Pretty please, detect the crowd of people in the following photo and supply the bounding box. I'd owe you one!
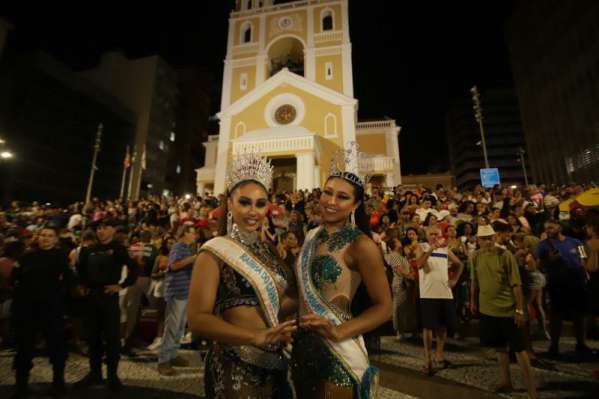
[0,179,598,399]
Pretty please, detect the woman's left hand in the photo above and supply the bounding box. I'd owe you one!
[300,314,342,342]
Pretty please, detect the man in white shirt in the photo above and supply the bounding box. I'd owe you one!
[415,226,464,375]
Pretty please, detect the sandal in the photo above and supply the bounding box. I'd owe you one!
[437,359,452,369]
[422,362,434,377]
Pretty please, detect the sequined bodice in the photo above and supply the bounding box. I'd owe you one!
[214,227,292,315]
[310,224,362,318]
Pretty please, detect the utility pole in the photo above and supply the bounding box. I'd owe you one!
[470,85,490,168]
[85,123,103,205]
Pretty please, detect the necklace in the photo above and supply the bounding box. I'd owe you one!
[229,223,287,286]
[315,224,362,252]
[229,223,259,247]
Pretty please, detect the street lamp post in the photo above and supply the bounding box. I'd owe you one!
[470,85,490,169]
[85,123,103,205]
[518,147,529,187]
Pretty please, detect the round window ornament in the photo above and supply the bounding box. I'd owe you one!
[274,104,297,125]
[278,16,294,29]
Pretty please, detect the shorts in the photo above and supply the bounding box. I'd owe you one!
[479,314,525,352]
[419,298,457,332]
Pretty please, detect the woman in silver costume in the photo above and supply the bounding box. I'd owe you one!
[188,154,297,398]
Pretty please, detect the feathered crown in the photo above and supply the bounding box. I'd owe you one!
[328,142,369,187]
[226,152,274,193]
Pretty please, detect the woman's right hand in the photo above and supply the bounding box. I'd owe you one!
[252,320,297,348]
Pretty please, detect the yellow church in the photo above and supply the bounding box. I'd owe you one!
[196,0,402,195]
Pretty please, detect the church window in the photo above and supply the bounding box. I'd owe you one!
[241,22,253,44]
[322,10,334,31]
[240,73,248,90]
[325,62,333,80]
[234,122,246,138]
[324,113,337,138]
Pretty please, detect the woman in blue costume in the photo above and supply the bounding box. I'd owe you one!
[292,150,392,399]
[188,153,297,398]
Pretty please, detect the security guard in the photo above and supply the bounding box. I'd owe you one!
[75,219,137,392]
[11,226,75,398]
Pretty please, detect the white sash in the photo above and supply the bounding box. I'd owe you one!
[296,226,371,385]
[202,237,281,328]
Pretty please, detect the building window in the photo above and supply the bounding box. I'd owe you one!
[321,9,334,31]
[325,62,333,80]
[234,122,247,138]
[176,164,181,175]
[170,132,176,142]
[240,73,248,90]
[159,140,165,151]
[324,113,337,137]
[241,22,253,44]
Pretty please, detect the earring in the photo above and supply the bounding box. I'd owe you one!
[227,211,233,235]
[350,210,356,226]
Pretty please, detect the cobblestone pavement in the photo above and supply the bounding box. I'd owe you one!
[374,335,599,399]
[0,347,416,398]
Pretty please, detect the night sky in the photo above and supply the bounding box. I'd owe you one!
[3,1,514,174]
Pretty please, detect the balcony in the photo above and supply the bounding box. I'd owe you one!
[232,42,260,57]
[357,120,396,130]
[314,30,343,43]
[232,0,339,17]
[359,155,395,174]
[232,126,321,158]
[196,166,215,183]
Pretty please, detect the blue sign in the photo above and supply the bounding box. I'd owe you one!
[480,168,500,188]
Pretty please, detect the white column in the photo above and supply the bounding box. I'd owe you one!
[196,182,206,197]
[341,0,350,43]
[393,125,402,185]
[304,47,315,82]
[221,60,233,111]
[221,18,236,111]
[305,6,315,83]
[313,165,321,188]
[307,6,315,47]
[256,12,267,85]
[341,43,354,97]
[341,0,353,98]
[256,53,267,85]
[259,13,266,50]
[296,152,315,190]
[341,104,358,172]
[385,173,395,188]
[214,117,231,194]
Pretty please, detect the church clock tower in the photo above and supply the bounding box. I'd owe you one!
[196,1,402,195]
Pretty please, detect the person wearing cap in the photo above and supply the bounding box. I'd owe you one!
[469,224,536,398]
[75,218,137,392]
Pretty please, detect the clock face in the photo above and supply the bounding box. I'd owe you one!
[274,104,296,125]
[278,16,293,29]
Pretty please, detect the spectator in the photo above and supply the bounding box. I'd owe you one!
[415,226,463,375]
[157,225,197,376]
[537,219,592,359]
[469,225,536,398]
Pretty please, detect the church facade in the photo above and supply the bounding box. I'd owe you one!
[196,0,402,195]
